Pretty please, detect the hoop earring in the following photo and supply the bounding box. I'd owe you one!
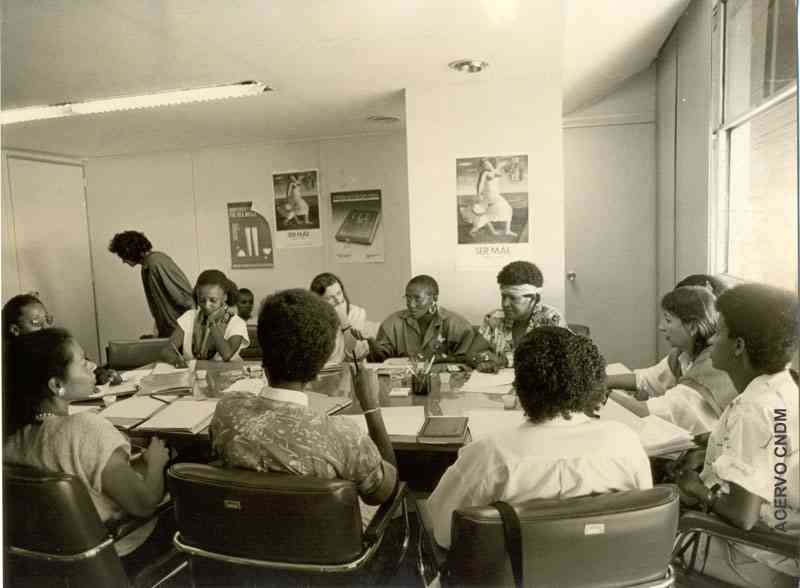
[429,300,439,315]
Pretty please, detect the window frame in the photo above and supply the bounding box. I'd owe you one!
[708,0,798,285]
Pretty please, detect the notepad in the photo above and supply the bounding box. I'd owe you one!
[100,396,168,429]
[135,399,218,433]
[340,406,426,437]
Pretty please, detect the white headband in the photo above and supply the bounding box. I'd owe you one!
[501,284,540,297]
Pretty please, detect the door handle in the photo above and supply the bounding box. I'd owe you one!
[566,271,577,282]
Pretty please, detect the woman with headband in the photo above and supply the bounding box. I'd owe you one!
[476,261,567,369]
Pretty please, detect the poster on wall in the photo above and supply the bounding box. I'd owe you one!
[330,189,384,263]
[272,170,322,249]
[455,154,529,270]
[228,201,274,268]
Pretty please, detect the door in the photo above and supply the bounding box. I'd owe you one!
[7,156,100,359]
[564,124,658,368]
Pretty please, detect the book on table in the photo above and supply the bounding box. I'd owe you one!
[99,396,170,429]
[417,416,469,444]
[134,399,218,434]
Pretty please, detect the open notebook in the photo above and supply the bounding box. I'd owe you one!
[99,396,169,429]
[598,398,695,455]
[135,399,218,434]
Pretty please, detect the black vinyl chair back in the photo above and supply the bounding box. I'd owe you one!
[238,325,262,360]
[167,463,364,565]
[446,485,678,588]
[106,338,170,370]
[3,464,128,588]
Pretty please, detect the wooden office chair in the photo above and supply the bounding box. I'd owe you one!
[106,338,170,369]
[167,463,410,587]
[417,485,679,588]
[3,464,186,588]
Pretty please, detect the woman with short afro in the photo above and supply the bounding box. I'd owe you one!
[427,326,652,548]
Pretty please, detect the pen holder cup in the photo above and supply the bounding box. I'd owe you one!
[412,373,432,396]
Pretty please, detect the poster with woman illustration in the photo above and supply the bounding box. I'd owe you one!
[456,154,529,270]
[272,170,322,249]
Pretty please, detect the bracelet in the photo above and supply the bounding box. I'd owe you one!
[363,407,380,415]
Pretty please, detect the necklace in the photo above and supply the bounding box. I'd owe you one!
[34,412,60,422]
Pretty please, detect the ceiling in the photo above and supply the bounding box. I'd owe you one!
[1,0,689,158]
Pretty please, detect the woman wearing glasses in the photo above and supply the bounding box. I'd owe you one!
[368,275,488,362]
[2,294,119,385]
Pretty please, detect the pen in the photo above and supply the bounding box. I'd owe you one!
[170,342,187,368]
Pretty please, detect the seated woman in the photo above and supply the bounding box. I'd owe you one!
[2,294,119,385]
[368,275,487,362]
[477,261,567,369]
[3,328,171,569]
[163,269,249,364]
[427,326,652,548]
[310,272,373,364]
[608,286,738,435]
[678,283,799,587]
[211,289,398,523]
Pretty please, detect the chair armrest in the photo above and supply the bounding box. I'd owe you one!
[679,511,799,560]
[363,482,407,542]
[109,500,174,541]
[415,498,448,571]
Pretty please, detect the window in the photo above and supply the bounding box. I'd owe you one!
[710,0,797,291]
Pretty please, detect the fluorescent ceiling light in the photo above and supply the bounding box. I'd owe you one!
[1,81,271,125]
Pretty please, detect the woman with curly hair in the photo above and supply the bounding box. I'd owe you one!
[163,269,249,363]
[108,230,193,337]
[475,260,567,371]
[608,286,738,435]
[677,283,799,586]
[310,273,375,364]
[427,326,652,548]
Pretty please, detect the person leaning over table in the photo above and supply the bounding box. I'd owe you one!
[427,326,652,548]
[108,230,194,338]
[211,289,398,526]
[162,269,249,364]
[2,293,121,386]
[474,260,567,372]
[677,283,799,587]
[608,286,738,436]
[368,274,489,363]
[3,328,174,574]
[310,272,372,363]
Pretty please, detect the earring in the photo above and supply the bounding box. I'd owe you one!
[429,300,439,315]
[57,387,66,397]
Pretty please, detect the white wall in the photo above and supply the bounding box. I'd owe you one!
[85,133,409,354]
[2,155,22,302]
[405,72,565,324]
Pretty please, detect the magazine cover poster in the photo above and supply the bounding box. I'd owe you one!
[330,189,384,263]
[227,201,273,268]
[456,154,529,270]
[272,170,322,248]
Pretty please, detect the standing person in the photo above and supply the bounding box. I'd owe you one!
[477,261,567,370]
[677,283,799,586]
[108,231,193,338]
[163,270,249,363]
[310,272,372,364]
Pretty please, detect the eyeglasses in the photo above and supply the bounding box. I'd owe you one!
[28,314,54,329]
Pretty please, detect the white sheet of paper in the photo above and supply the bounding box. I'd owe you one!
[460,369,515,394]
[465,409,526,441]
[605,363,632,376]
[597,397,644,432]
[221,378,265,394]
[389,387,411,397]
[138,399,218,431]
[121,368,154,383]
[100,396,166,419]
[151,362,190,375]
[339,406,426,437]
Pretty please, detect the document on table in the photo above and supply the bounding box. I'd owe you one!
[221,378,265,394]
[605,363,632,376]
[598,398,694,455]
[136,399,218,433]
[465,409,527,441]
[99,396,169,429]
[460,369,515,394]
[151,362,190,375]
[339,406,426,437]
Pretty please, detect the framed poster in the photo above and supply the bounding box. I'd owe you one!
[330,189,384,263]
[228,201,273,268]
[272,170,322,248]
[455,154,529,270]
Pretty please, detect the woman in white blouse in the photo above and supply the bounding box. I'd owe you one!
[678,283,799,587]
[427,326,652,548]
[608,286,738,435]
[310,273,374,364]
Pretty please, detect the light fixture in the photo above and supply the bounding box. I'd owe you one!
[448,59,489,74]
[1,80,271,125]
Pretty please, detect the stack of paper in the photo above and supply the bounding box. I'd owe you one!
[598,398,694,456]
[339,406,426,437]
[99,396,168,429]
[464,409,526,441]
[135,399,218,434]
[460,369,515,395]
